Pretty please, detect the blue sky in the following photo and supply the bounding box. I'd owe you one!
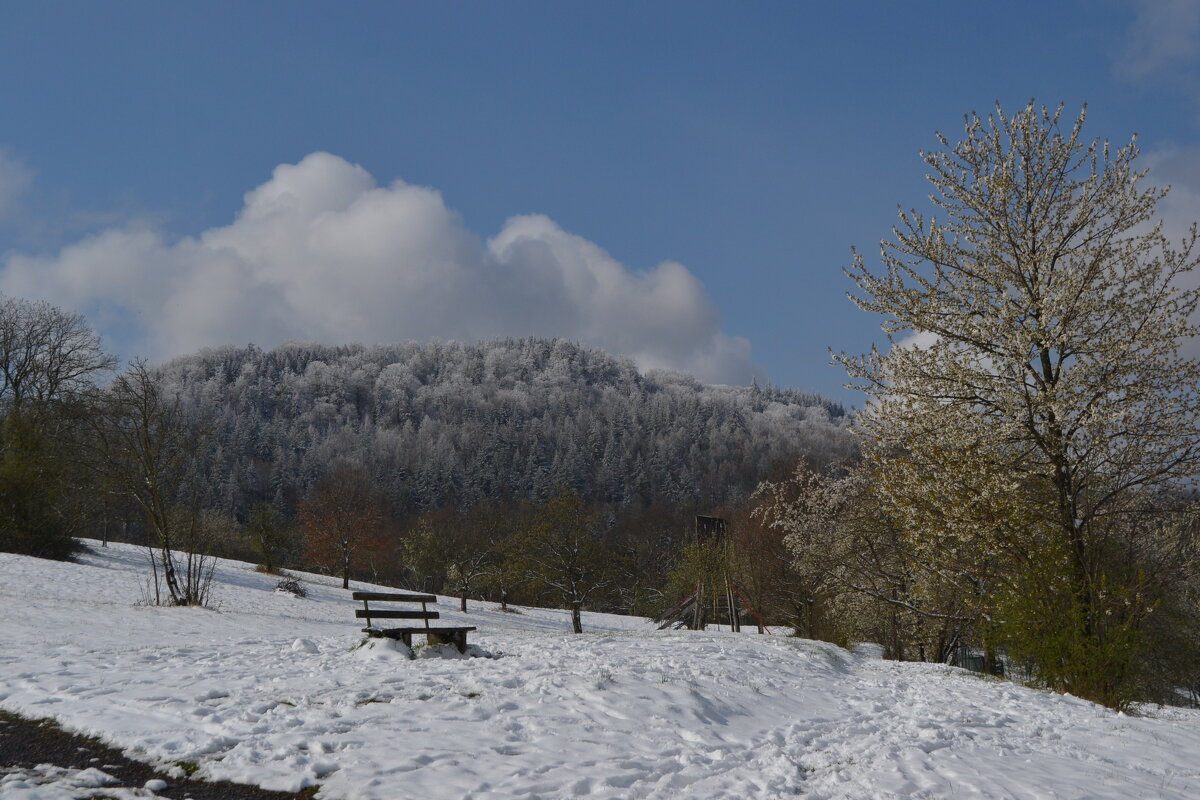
[1,1,1198,405]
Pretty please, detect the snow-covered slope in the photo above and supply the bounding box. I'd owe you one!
[2,543,1198,799]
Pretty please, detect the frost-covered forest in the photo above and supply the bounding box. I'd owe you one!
[161,338,856,521]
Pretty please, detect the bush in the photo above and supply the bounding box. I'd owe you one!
[0,413,86,561]
[275,578,306,598]
[997,542,1148,710]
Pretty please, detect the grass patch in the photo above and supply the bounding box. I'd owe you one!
[0,708,100,742]
[174,760,200,776]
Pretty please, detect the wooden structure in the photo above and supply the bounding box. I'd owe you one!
[656,580,772,634]
[693,515,736,631]
[654,515,772,634]
[694,515,728,542]
[353,591,476,653]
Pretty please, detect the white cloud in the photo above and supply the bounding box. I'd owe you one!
[1142,145,1200,357]
[0,152,761,385]
[1115,0,1200,80]
[0,148,32,218]
[892,329,940,352]
[1144,145,1200,241]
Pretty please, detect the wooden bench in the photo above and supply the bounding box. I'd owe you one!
[353,591,476,653]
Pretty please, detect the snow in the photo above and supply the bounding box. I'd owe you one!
[2,543,1199,799]
[1,765,124,800]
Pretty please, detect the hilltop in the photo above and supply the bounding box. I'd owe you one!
[156,338,856,518]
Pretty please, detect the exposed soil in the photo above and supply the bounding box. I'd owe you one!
[0,709,315,799]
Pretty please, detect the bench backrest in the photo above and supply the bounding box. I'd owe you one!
[352,591,439,629]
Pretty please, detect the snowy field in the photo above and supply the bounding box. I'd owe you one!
[2,543,1199,799]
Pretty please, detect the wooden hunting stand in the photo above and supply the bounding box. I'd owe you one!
[655,515,771,634]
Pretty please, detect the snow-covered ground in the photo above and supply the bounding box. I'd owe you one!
[2,543,1199,799]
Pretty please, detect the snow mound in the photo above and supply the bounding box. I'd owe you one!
[0,765,133,799]
[350,636,413,660]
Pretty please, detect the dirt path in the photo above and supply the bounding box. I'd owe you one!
[0,710,314,799]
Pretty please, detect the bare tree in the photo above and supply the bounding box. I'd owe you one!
[297,461,391,589]
[100,361,216,605]
[515,493,619,633]
[403,507,496,612]
[0,295,115,412]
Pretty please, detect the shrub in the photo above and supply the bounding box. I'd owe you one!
[275,578,306,598]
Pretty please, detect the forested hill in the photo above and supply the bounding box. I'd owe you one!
[158,338,857,519]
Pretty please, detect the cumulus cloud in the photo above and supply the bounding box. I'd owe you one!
[0,152,760,384]
[0,148,32,218]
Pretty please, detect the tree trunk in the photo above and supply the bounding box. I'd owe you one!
[571,603,582,634]
[460,594,468,613]
[726,582,740,632]
[1054,460,1095,641]
[161,545,183,605]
